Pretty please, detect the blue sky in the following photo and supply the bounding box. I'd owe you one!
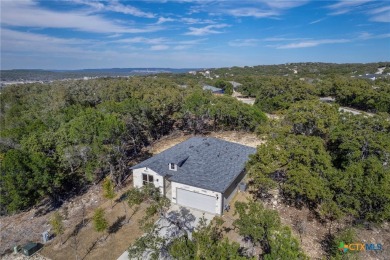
[1,0,389,69]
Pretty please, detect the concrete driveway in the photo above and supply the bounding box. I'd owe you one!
[117,205,215,260]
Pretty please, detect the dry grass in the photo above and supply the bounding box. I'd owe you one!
[40,188,153,260]
[1,182,153,260]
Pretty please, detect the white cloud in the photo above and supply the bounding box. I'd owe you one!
[276,39,350,49]
[370,13,390,22]
[150,45,170,51]
[71,0,155,18]
[327,0,373,15]
[358,32,390,40]
[114,37,166,44]
[368,6,390,22]
[0,28,92,57]
[157,17,176,24]
[1,0,160,33]
[183,0,310,19]
[229,39,258,47]
[185,24,229,36]
[264,37,308,42]
[173,45,191,50]
[309,18,326,24]
[226,8,278,18]
[176,38,208,45]
[262,0,309,9]
[327,1,390,23]
[368,6,390,14]
[180,18,216,24]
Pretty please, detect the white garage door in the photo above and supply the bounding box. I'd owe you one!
[176,188,217,214]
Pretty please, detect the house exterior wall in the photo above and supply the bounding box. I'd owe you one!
[223,170,246,210]
[133,167,165,195]
[171,182,223,215]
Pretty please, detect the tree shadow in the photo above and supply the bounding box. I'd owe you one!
[33,180,90,218]
[223,226,233,233]
[320,233,334,257]
[161,207,196,238]
[108,215,126,234]
[115,192,129,203]
[63,218,90,244]
[81,239,99,260]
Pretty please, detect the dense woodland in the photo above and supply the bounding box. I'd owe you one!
[1,62,389,259]
[0,77,265,214]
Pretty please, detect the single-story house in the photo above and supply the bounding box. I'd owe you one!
[202,85,224,94]
[130,137,256,215]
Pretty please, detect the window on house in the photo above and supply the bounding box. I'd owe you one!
[169,163,176,170]
[142,173,154,185]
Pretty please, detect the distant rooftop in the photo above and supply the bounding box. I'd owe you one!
[203,85,224,93]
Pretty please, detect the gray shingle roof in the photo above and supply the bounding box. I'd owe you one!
[202,85,223,93]
[130,137,256,193]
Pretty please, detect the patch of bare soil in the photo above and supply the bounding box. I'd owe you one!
[1,179,153,260]
[1,185,103,257]
[232,90,256,106]
[148,132,192,155]
[2,252,50,260]
[149,130,264,156]
[40,194,151,260]
[208,131,264,148]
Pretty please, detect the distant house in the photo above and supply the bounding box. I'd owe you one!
[229,81,242,90]
[319,97,336,103]
[202,85,224,94]
[130,137,256,215]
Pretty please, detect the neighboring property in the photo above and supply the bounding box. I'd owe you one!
[229,81,242,90]
[202,85,224,94]
[319,96,336,103]
[130,137,256,215]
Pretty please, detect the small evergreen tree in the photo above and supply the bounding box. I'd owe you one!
[93,208,108,240]
[102,177,116,209]
[50,211,65,244]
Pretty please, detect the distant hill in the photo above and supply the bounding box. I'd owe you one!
[0,68,196,83]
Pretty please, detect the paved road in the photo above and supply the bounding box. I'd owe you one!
[117,205,214,260]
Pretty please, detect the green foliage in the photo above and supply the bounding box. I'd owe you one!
[102,177,116,208]
[93,208,108,233]
[234,201,281,248]
[264,226,309,260]
[214,79,233,95]
[0,76,265,214]
[330,228,358,259]
[241,77,317,112]
[322,76,390,113]
[128,223,167,260]
[285,100,339,138]
[126,189,144,208]
[50,211,64,243]
[169,216,250,259]
[0,149,61,213]
[248,100,390,223]
[249,135,335,207]
[234,201,307,258]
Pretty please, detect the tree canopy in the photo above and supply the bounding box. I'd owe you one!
[0,77,266,214]
[248,100,390,223]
